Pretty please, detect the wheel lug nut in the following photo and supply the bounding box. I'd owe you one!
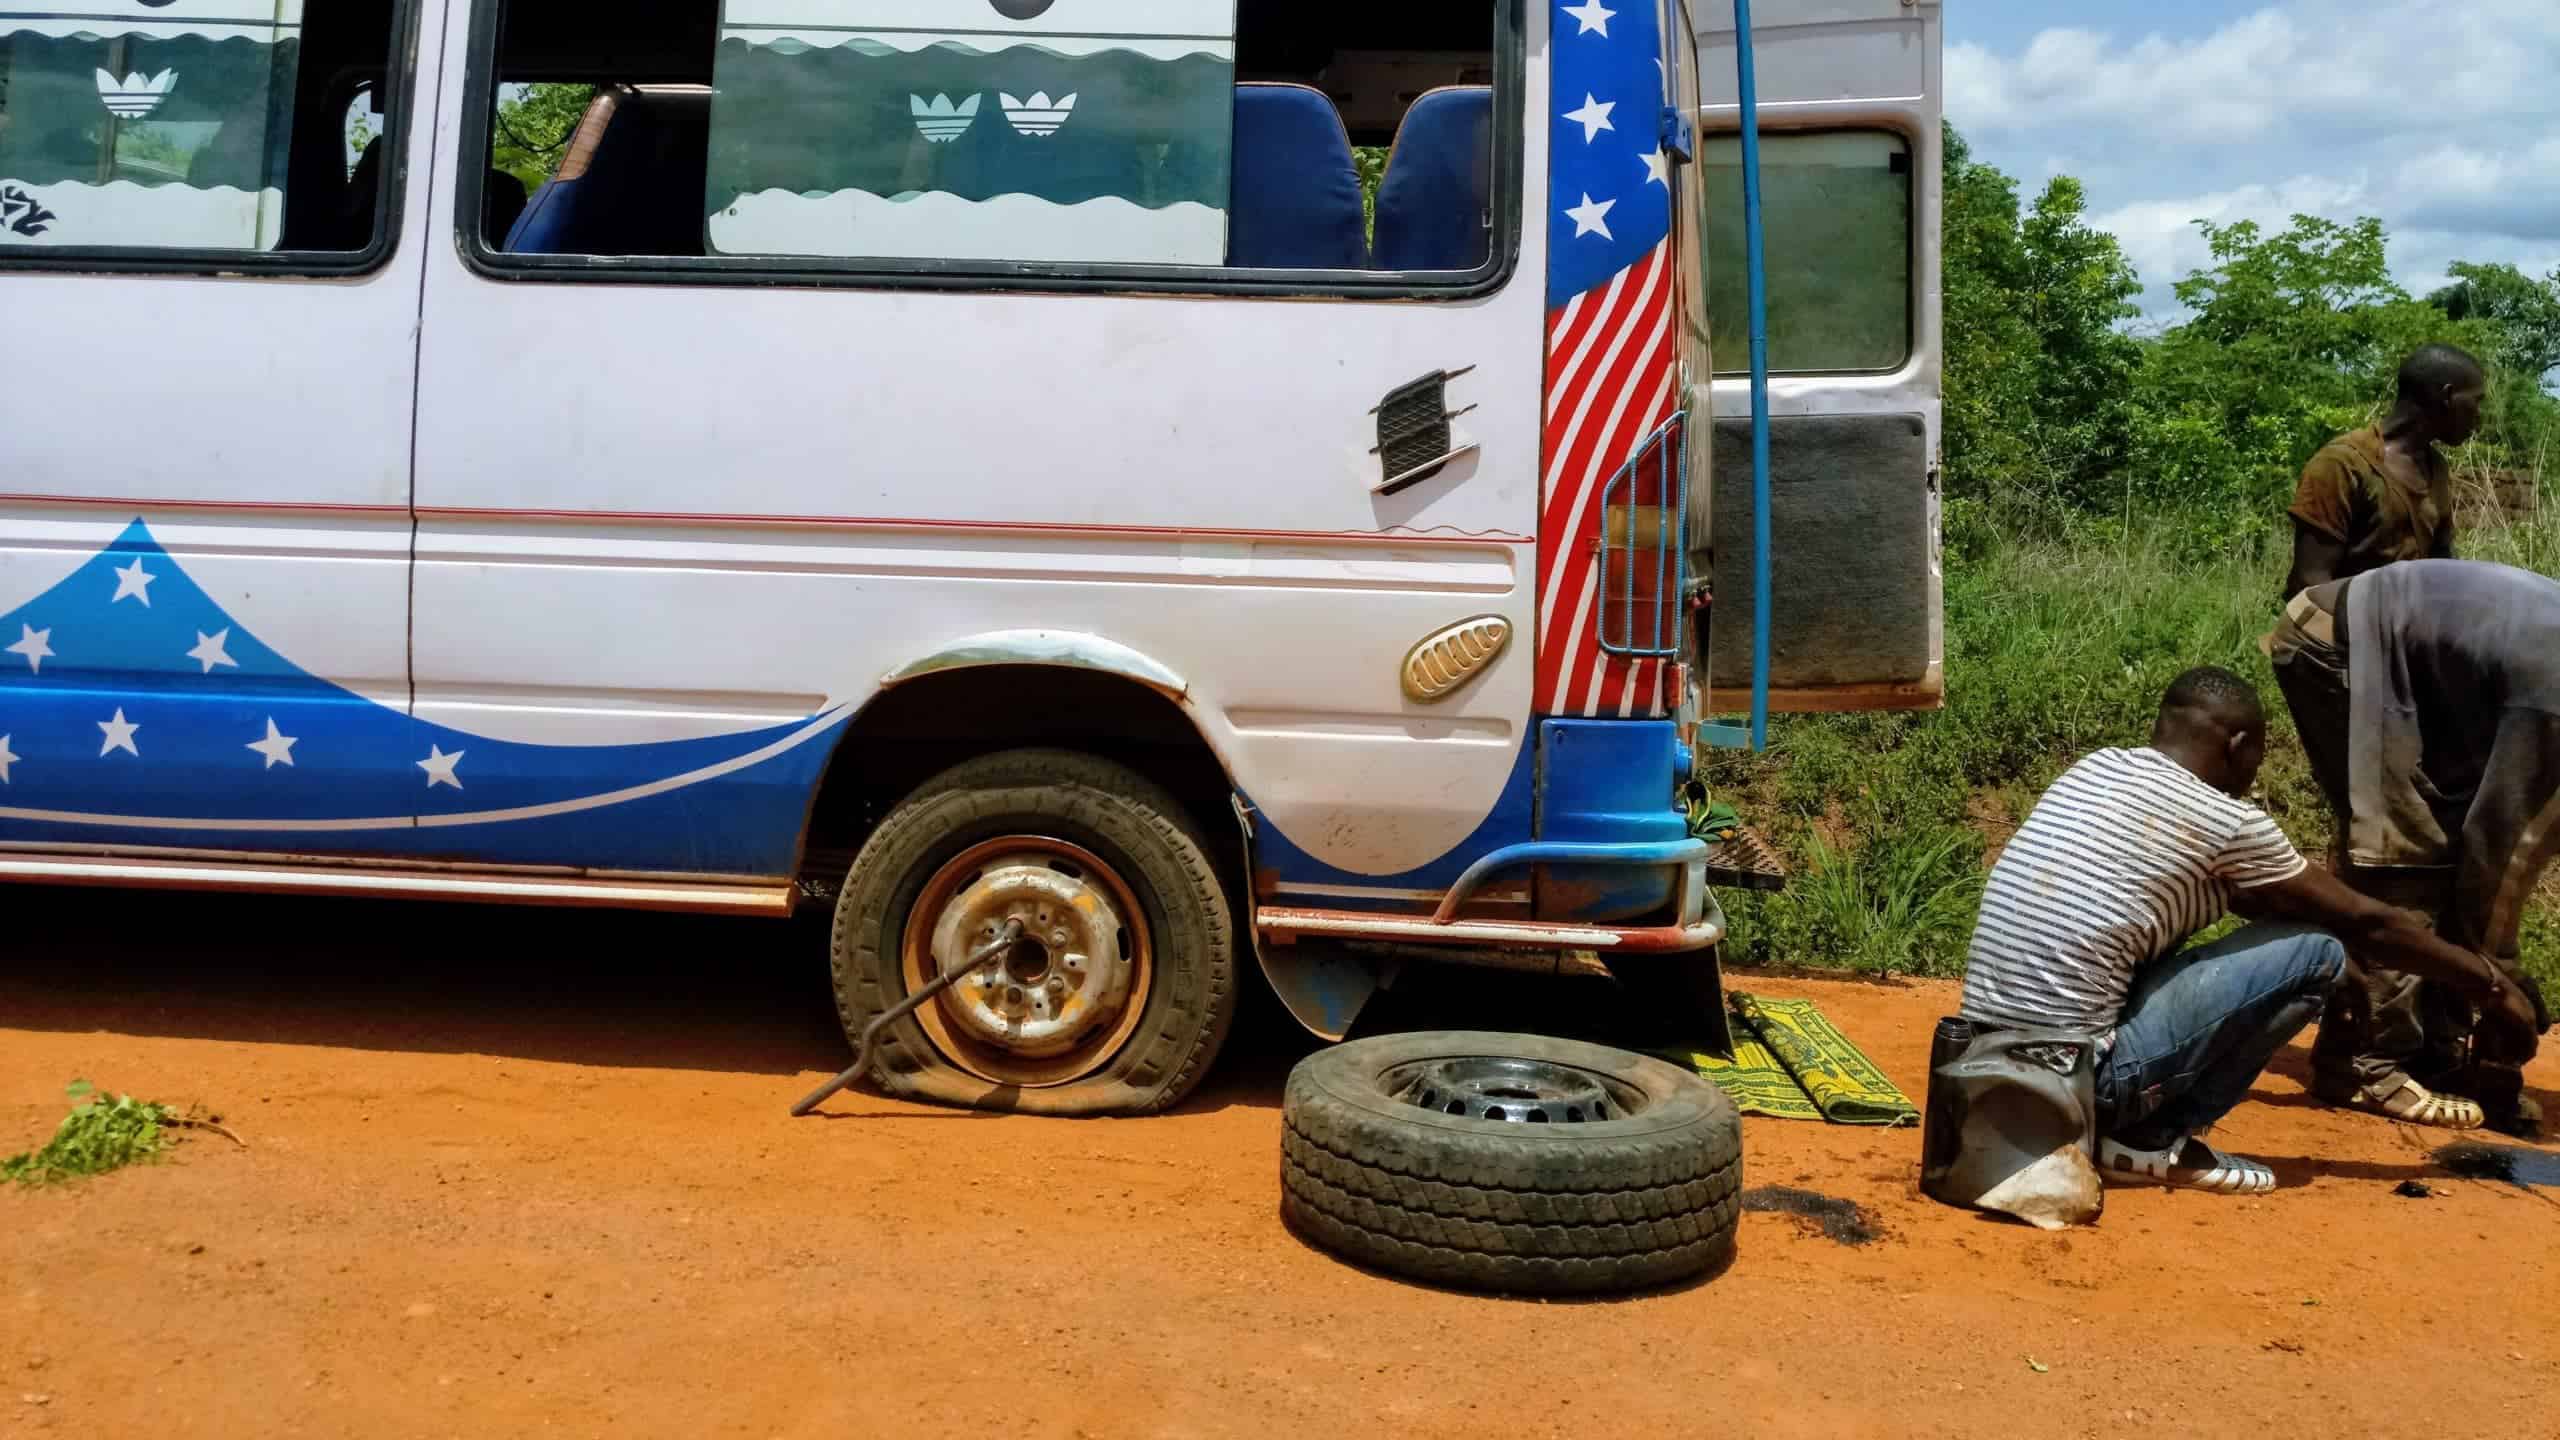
[1050,929,1070,946]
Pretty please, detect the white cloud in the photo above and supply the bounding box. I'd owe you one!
[1953,1,2560,144]
[1952,0,2560,318]
[2388,138,2560,242]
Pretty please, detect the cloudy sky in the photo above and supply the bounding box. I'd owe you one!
[1947,0,2560,322]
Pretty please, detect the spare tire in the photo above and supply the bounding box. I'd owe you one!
[1281,1031,1742,1295]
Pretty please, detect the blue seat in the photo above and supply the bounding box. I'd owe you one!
[1372,87,1495,273]
[1226,83,1369,270]
[506,85,712,256]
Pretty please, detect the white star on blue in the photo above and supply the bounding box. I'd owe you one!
[0,520,846,873]
[1547,0,1675,306]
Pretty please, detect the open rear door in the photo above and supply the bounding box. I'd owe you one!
[1693,0,1941,712]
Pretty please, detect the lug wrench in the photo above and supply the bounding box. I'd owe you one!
[790,918,1024,1117]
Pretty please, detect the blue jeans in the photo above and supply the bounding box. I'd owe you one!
[2099,922,2349,1152]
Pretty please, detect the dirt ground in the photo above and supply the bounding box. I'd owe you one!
[3,887,2556,1440]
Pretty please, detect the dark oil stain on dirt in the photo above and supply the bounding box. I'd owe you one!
[1743,1185,1880,1246]
[2432,1142,2560,1189]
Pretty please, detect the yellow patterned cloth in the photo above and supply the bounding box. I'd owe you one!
[1661,992,1919,1126]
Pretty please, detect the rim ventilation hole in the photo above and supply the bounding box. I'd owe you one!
[1564,1106,1583,1122]
[1483,1107,1507,1122]
[1526,1110,1550,1123]
[1445,1100,1467,1115]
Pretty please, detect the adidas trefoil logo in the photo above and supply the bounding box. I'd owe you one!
[1000,92,1078,138]
[96,69,179,120]
[910,93,981,143]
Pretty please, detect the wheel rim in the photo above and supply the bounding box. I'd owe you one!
[1381,1056,1644,1124]
[899,836,1154,1088]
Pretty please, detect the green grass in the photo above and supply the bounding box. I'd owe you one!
[1711,491,2560,1000]
[3,1080,176,1187]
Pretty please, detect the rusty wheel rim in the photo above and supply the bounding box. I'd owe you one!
[899,836,1154,1089]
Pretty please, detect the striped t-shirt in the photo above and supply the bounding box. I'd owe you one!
[1960,747,2307,1035]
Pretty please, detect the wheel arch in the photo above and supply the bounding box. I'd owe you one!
[795,632,1382,1044]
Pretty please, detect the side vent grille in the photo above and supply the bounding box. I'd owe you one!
[1371,366,1481,496]
[1402,615,1512,703]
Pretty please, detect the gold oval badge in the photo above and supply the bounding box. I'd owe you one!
[1403,615,1513,704]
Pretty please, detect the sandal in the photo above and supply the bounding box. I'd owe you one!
[2098,1136,2277,1196]
[2335,1077,2484,1130]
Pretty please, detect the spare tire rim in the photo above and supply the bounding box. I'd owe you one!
[1382,1056,1645,1124]
[902,836,1154,1089]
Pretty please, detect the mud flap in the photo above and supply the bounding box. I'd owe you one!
[1601,943,1734,1058]
[1232,797,1385,1041]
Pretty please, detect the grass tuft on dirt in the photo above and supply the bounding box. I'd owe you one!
[3,1080,177,1188]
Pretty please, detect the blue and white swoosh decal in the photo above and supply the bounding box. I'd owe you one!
[0,521,844,875]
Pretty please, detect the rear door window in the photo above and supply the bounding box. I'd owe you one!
[1703,129,1912,374]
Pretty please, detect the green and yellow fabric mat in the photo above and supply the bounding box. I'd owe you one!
[1659,992,1918,1126]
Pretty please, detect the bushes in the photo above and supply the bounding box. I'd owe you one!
[1718,506,2559,991]
[1719,129,2560,989]
[1942,126,2560,553]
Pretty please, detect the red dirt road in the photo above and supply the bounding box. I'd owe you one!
[4,888,2557,1439]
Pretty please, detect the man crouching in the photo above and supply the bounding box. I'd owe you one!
[1959,667,2539,1196]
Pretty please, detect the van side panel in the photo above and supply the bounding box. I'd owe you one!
[405,3,1554,886]
[0,9,438,858]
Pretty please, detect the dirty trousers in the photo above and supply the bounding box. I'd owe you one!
[2269,589,2546,1101]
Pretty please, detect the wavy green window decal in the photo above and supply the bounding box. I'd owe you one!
[706,0,1236,265]
[0,2,303,249]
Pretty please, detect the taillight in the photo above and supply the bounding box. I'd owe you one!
[1594,413,1687,659]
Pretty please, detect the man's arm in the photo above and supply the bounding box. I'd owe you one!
[2284,445,2357,601]
[2285,520,2348,601]
[2236,865,2540,1056]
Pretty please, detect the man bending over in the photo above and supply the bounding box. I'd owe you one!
[2270,559,2560,1133]
[1960,668,2538,1195]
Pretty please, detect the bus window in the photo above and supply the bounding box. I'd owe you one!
[706,2,1236,266]
[0,1,409,257]
[1703,129,1911,374]
[474,0,1507,286]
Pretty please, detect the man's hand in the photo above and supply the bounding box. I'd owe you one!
[2244,865,2509,1002]
[2478,973,2544,1066]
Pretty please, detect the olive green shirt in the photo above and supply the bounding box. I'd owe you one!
[2287,426,2456,578]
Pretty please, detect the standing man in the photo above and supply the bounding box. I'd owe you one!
[2269,560,2559,1134]
[2282,344,2485,602]
[1961,668,2537,1195]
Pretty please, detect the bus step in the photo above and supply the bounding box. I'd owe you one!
[1702,824,1789,893]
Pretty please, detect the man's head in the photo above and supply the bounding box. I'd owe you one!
[2153,666,2266,797]
[2397,344,2488,446]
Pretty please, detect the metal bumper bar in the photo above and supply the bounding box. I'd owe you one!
[1258,843,1726,955]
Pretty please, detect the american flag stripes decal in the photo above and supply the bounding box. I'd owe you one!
[1538,0,1682,719]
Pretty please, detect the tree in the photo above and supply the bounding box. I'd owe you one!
[2430,261,2560,381]
[490,83,597,197]
[2130,215,2516,548]
[1939,125,2141,522]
